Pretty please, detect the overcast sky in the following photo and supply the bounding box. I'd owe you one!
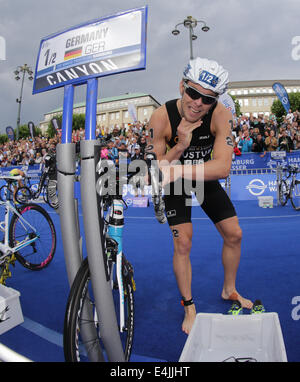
[0,0,299,134]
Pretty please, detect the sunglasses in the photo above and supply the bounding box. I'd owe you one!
[183,82,218,105]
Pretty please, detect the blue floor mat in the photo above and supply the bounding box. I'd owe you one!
[0,200,300,362]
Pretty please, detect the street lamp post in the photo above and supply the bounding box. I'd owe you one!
[14,64,33,140]
[172,16,210,59]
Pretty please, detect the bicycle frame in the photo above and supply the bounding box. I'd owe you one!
[33,171,47,199]
[0,200,39,259]
[292,176,300,194]
[79,136,125,362]
[105,198,126,332]
[289,171,300,203]
[277,164,300,207]
[58,78,163,362]
[25,170,48,200]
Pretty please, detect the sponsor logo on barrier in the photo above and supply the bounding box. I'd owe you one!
[124,197,148,207]
[291,296,300,320]
[246,179,267,196]
[231,158,255,170]
[125,198,133,206]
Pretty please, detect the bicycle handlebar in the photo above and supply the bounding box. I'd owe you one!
[278,164,300,179]
[97,154,167,224]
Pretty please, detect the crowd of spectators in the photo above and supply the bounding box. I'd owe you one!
[0,135,59,168]
[1,108,300,168]
[95,121,149,164]
[232,109,300,155]
[95,110,300,161]
[96,110,300,162]
[0,121,150,169]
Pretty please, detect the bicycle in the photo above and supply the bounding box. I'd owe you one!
[63,153,166,362]
[0,176,22,203]
[278,164,300,211]
[14,154,59,209]
[0,176,57,285]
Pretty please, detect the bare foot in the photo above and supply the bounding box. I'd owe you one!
[182,304,196,334]
[221,289,253,309]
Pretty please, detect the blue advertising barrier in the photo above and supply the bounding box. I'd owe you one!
[0,164,42,186]
[2,151,300,203]
[220,175,277,201]
[232,151,300,171]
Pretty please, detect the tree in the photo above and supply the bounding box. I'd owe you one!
[17,124,42,139]
[271,99,285,120]
[271,92,300,121]
[47,115,62,138]
[72,114,85,131]
[0,134,8,144]
[46,113,86,137]
[230,95,242,117]
[19,124,30,139]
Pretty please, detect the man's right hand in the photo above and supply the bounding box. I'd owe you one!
[176,117,203,151]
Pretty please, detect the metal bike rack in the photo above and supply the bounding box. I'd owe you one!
[57,84,82,286]
[57,79,125,362]
[32,6,147,362]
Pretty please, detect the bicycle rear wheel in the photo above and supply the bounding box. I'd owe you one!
[63,256,134,362]
[9,203,56,270]
[278,180,289,206]
[290,180,300,211]
[15,186,32,204]
[0,185,13,202]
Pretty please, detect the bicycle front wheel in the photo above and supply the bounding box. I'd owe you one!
[9,203,56,270]
[278,180,289,206]
[63,257,134,362]
[290,180,300,211]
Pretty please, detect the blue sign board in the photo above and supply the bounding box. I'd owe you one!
[33,7,148,94]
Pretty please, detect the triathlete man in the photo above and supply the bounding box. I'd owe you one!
[147,57,253,334]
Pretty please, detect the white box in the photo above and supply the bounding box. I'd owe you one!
[258,196,273,208]
[0,284,24,335]
[179,313,287,362]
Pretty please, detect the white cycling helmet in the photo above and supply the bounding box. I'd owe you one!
[183,57,229,95]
